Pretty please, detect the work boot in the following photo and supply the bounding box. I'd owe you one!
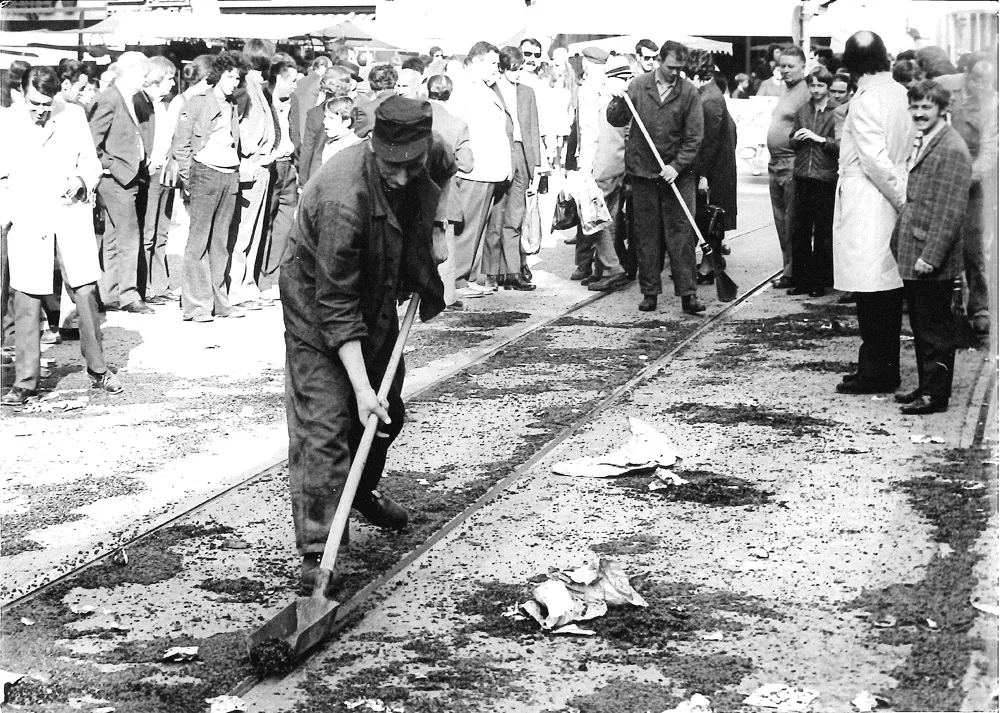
[682,295,706,314]
[638,295,657,312]
[570,267,592,281]
[354,490,408,530]
[89,367,124,394]
[588,273,629,292]
[299,553,344,596]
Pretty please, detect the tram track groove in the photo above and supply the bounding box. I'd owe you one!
[2,224,769,614]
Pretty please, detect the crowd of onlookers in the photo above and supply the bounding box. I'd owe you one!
[0,32,994,414]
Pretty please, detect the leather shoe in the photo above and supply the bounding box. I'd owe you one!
[771,276,794,289]
[638,295,657,312]
[786,286,811,296]
[504,276,537,291]
[588,273,629,291]
[521,265,533,283]
[809,287,827,297]
[580,274,601,285]
[144,295,168,305]
[353,489,408,530]
[121,301,154,315]
[1,387,39,406]
[901,395,948,415]
[836,379,899,394]
[894,388,922,404]
[570,267,592,281]
[682,295,706,314]
[840,372,860,384]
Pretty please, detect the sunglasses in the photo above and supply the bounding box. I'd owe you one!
[640,53,658,61]
[522,50,541,58]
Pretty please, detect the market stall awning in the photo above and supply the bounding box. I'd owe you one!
[23,10,354,42]
[528,0,803,38]
[307,19,398,48]
[567,35,733,56]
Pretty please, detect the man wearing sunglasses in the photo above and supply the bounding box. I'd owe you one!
[635,39,659,75]
[519,38,545,75]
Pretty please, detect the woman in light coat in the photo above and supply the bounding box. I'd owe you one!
[833,31,915,394]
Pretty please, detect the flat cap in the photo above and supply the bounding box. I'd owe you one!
[581,46,609,64]
[372,95,433,163]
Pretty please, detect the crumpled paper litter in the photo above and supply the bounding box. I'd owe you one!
[662,693,713,713]
[743,683,819,711]
[162,646,199,662]
[553,418,679,477]
[521,558,647,633]
[205,695,247,713]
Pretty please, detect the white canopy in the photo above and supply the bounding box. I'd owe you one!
[567,35,733,56]
[527,0,804,38]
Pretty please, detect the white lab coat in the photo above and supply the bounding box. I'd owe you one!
[1,99,102,294]
[833,72,915,293]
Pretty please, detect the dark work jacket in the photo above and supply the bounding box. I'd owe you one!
[606,71,703,179]
[790,99,839,183]
[280,143,446,380]
[692,82,738,231]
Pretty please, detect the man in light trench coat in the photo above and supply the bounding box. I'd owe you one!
[1,66,122,406]
[833,31,915,395]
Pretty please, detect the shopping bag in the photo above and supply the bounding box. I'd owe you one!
[576,174,612,236]
[551,190,579,231]
[521,188,543,255]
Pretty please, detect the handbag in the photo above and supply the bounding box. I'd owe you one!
[551,190,579,231]
[521,188,543,256]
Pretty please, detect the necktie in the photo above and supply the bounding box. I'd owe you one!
[909,134,923,170]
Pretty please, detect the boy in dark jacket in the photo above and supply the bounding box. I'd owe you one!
[890,79,972,414]
[787,65,839,297]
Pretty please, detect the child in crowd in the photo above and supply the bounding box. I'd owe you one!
[788,65,839,297]
[321,96,362,166]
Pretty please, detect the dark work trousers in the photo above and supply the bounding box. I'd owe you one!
[14,245,106,391]
[1,225,13,347]
[181,162,238,320]
[284,330,405,556]
[97,168,147,308]
[904,279,958,402]
[855,288,904,389]
[140,174,173,299]
[452,178,499,286]
[483,142,529,278]
[790,177,836,290]
[259,158,298,292]
[630,173,697,298]
[614,185,637,278]
[963,181,990,322]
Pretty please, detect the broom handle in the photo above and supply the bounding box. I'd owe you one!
[621,93,709,249]
[319,295,420,573]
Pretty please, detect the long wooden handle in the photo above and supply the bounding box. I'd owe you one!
[319,295,421,573]
[621,93,709,249]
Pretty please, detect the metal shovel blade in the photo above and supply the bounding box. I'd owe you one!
[715,267,738,302]
[246,594,340,661]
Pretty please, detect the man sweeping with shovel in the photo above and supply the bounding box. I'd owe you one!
[280,96,447,595]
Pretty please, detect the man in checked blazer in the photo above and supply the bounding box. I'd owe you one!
[890,79,972,415]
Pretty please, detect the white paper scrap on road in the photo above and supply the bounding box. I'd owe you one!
[662,693,714,713]
[0,671,24,704]
[649,468,690,490]
[910,434,945,444]
[162,646,199,662]
[344,700,404,712]
[852,690,878,712]
[743,683,819,711]
[205,695,247,713]
[553,418,680,477]
[521,558,647,633]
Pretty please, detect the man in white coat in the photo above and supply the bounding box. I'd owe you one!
[447,41,512,296]
[0,66,122,406]
[833,31,914,394]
